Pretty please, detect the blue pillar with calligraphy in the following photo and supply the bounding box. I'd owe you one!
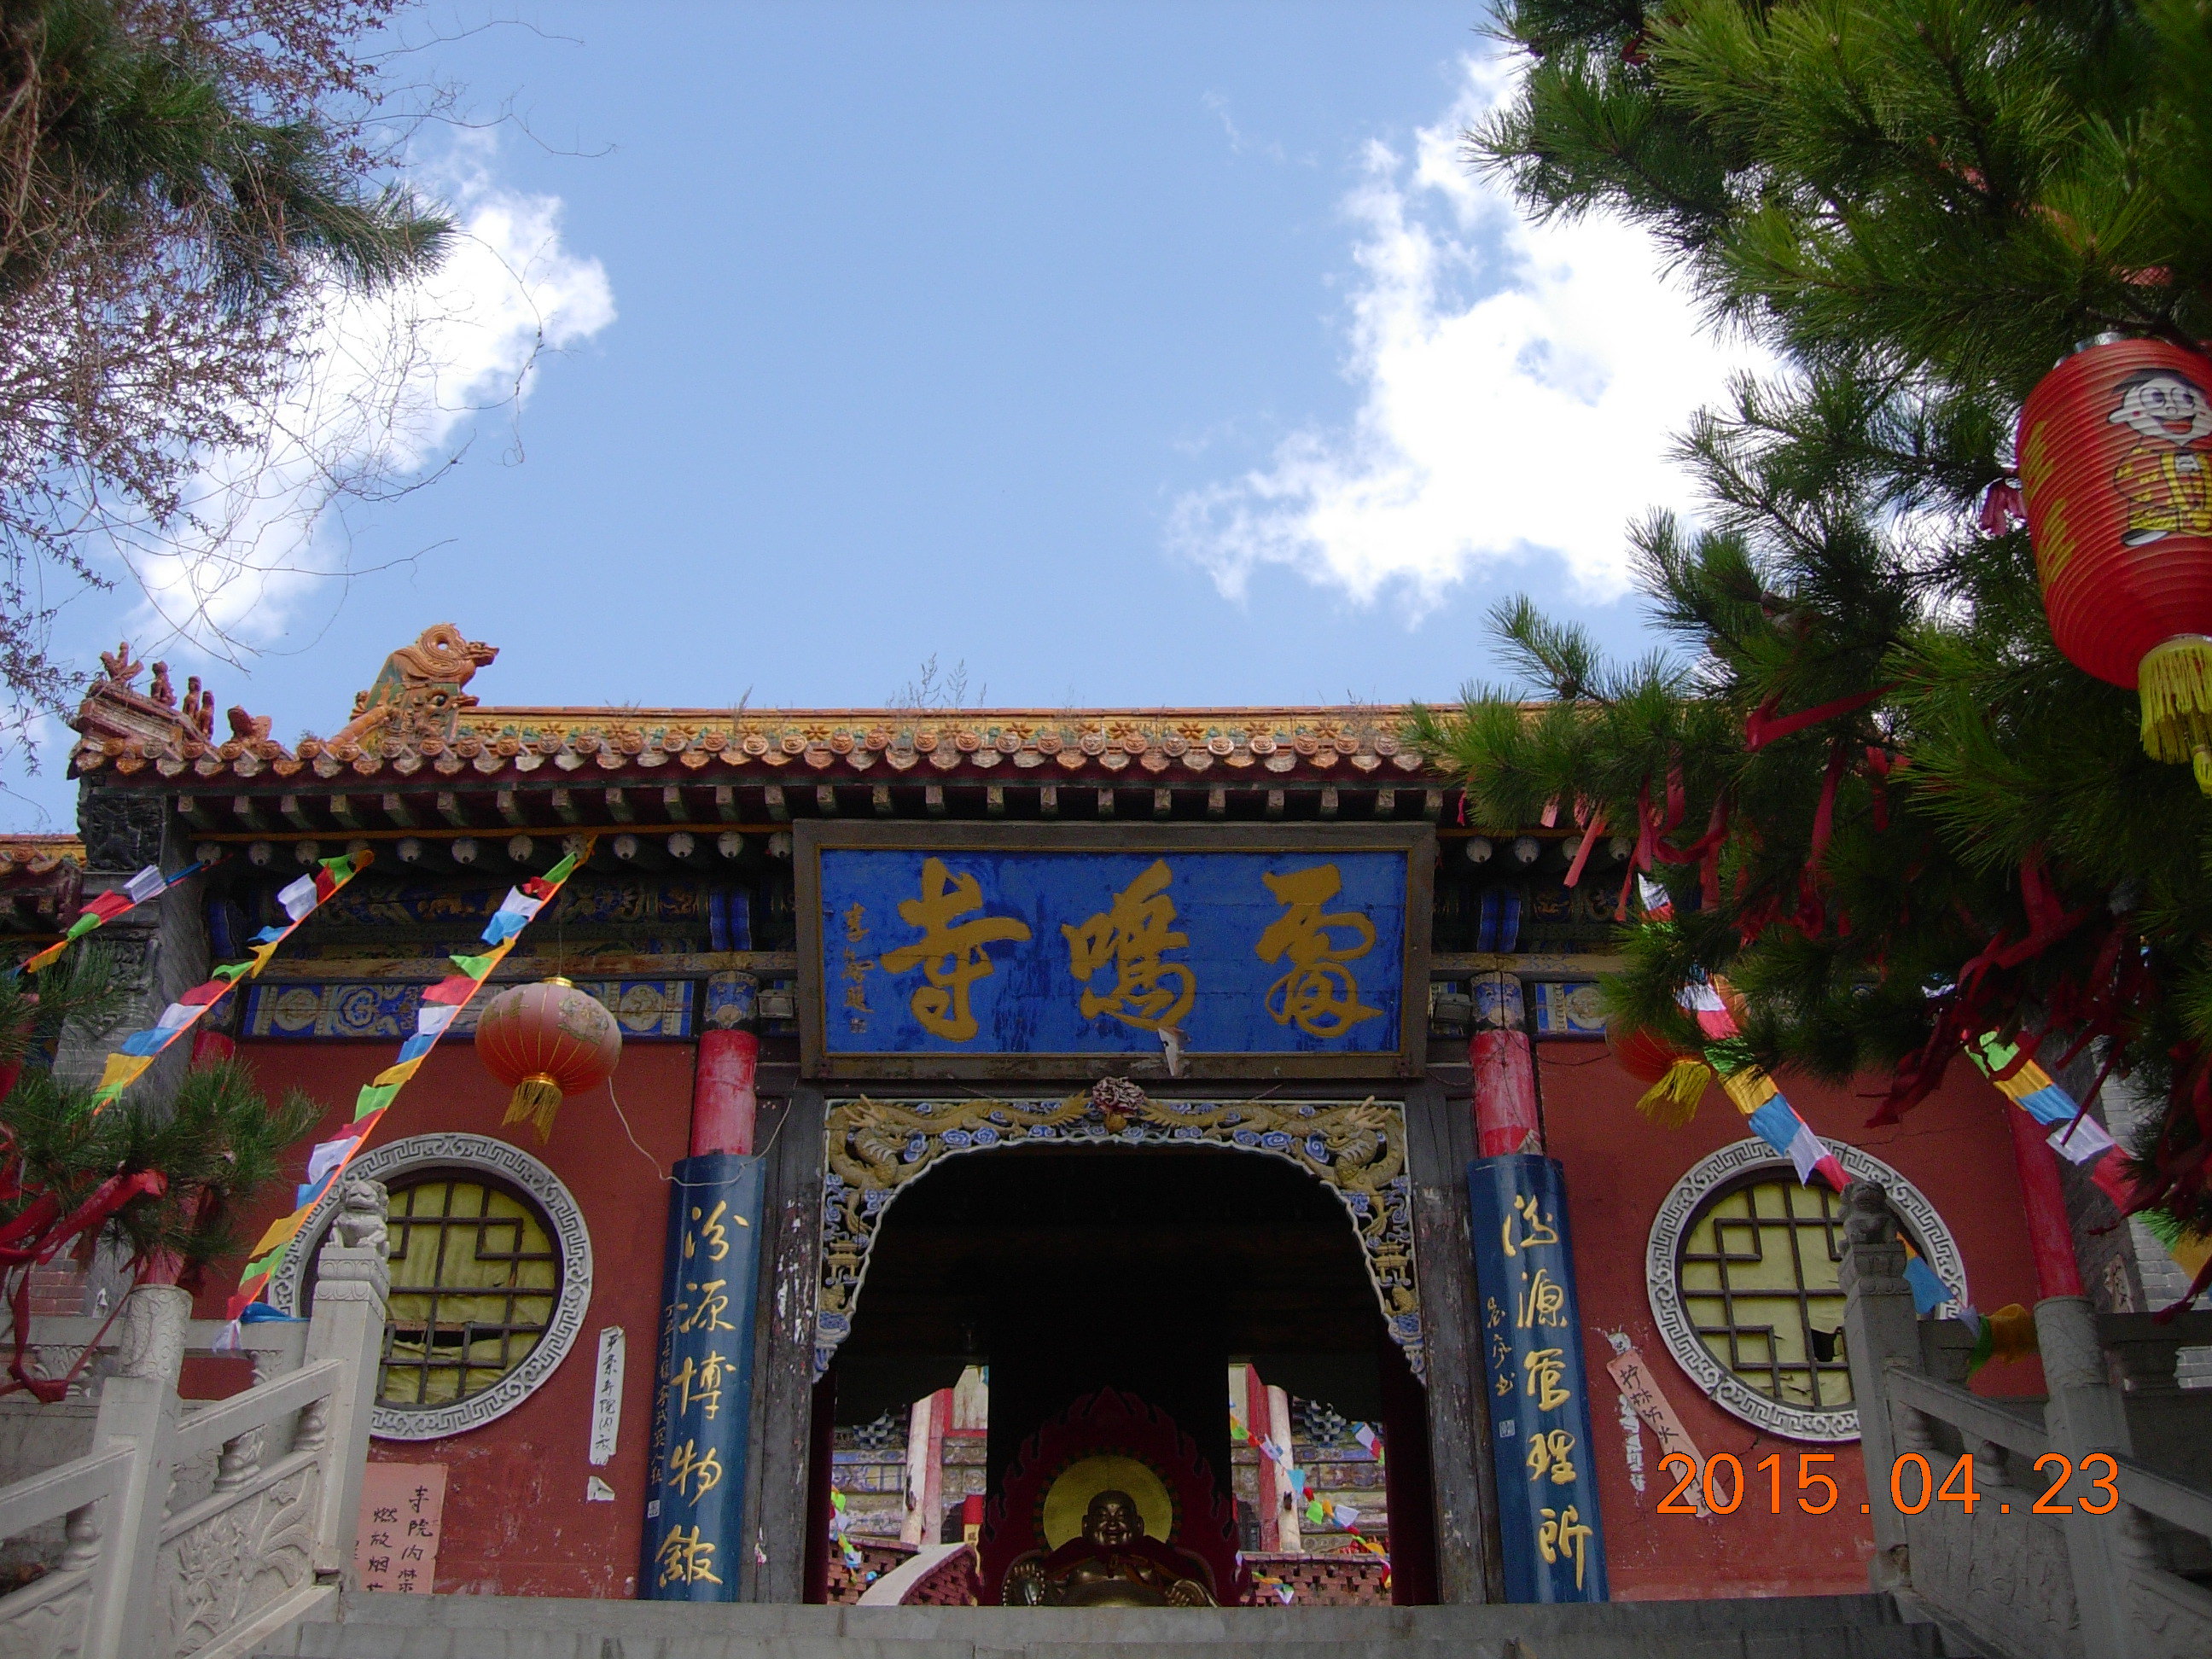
[640,1152,765,1600]
[1467,1153,1608,1602]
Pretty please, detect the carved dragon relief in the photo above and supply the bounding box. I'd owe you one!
[329,623,498,750]
[815,1080,1422,1382]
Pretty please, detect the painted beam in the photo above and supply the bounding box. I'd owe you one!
[253,949,799,983]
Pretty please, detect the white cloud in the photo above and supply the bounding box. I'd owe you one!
[1171,54,1767,611]
[120,151,616,649]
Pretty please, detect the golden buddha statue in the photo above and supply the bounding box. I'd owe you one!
[1001,1489,1218,1608]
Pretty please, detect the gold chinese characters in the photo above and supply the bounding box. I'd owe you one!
[1255,864,1382,1039]
[1062,859,1195,1032]
[879,857,1033,1041]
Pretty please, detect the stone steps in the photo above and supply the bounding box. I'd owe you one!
[253,1592,1974,1659]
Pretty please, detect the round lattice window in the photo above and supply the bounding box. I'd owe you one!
[271,1133,593,1441]
[376,1175,557,1409]
[1646,1138,1965,1442]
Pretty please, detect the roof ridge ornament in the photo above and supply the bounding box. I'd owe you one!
[329,623,498,751]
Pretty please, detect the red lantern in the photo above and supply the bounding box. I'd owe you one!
[1606,1021,1691,1083]
[2018,335,2212,789]
[474,977,621,1142]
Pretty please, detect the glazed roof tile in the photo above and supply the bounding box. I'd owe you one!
[71,704,1448,789]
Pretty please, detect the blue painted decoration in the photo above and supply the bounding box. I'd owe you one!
[641,1153,765,1602]
[244,979,695,1039]
[818,847,1408,1056]
[1530,982,1606,1038]
[1467,1154,1609,1603]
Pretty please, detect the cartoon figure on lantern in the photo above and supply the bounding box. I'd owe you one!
[2110,366,2212,545]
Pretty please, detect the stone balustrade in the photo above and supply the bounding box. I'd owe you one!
[1841,1179,2212,1659]
[0,1181,388,1659]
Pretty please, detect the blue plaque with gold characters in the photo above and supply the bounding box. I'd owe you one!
[640,1152,764,1602]
[1468,1153,1608,1602]
[795,824,1433,1080]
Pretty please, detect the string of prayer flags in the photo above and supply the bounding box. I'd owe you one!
[2138,1207,2212,1289]
[227,841,592,1322]
[1963,1032,2136,1209]
[1896,1233,2034,1377]
[1679,975,1849,1192]
[1250,1571,1295,1605]
[1342,1524,1392,1591]
[828,1491,865,1569]
[86,853,367,1112]
[1902,1251,1955,1318]
[17,860,212,975]
[1966,1303,2038,1375]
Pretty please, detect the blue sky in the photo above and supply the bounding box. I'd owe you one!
[10,3,1763,829]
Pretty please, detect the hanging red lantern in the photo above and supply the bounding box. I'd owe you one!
[1606,1021,1691,1083]
[2017,335,2212,789]
[474,977,621,1142]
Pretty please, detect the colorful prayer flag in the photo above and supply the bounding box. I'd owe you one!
[226,841,595,1319]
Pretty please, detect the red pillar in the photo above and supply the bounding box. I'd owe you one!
[2004,1094,2086,1300]
[1470,975,1541,1157]
[1245,1363,1281,1551]
[690,1027,760,1157]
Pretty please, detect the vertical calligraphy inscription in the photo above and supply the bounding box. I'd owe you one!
[1469,1155,1608,1602]
[642,1152,762,1602]
[841,903,874,1035]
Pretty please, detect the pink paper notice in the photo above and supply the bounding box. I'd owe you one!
[1604,1346,1711,1516]
[356,1462,447,1593]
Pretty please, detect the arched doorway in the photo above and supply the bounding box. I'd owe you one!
[808,1134,1439,1604]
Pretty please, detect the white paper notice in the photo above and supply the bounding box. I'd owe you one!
[590,1325,625,1467]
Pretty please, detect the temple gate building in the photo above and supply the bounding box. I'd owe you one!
[41,624,2127,1610]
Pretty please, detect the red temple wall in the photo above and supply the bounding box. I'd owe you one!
[207,1039,696,1598]
[195,1033,2048,1605]
[1537,1039,2048,1602]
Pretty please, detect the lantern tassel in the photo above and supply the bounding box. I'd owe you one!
[2137,636,2212,795]
[1634,1057,1713,1129]
[502,1074,565,1143]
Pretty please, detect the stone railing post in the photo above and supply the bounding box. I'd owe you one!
[83,1282,190,1659]
[1837,1182,1920,1592]
[303,1179,391,1582]
[2035,1295,2138,1656]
